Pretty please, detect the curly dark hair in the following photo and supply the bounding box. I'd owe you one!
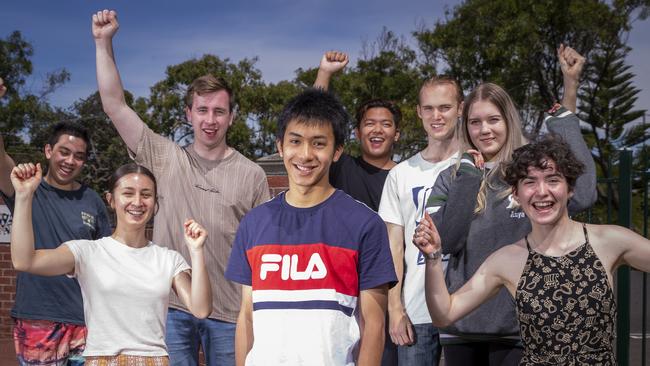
[504,134,585,191]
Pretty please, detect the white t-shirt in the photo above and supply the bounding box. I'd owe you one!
[378,152,456,325]
[65,237,190,356]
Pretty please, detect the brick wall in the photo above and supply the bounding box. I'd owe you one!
[0,173,289,341]
[0,196,14,340]
[0,244,14,339]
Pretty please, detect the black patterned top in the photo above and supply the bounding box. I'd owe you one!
[515,224,617,365]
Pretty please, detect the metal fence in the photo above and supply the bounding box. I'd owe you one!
[599,150,648,366]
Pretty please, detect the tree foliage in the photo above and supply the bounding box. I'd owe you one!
[295,28,424,158]
[414,0,648,134]
[1,1,648,204]
[143,55,269,158]
[0,31,70,163]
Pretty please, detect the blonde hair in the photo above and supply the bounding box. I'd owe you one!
[459,83,526,213]
[418,75,464,105]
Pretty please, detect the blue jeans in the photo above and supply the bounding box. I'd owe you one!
[397,323,441,366]
[165,308,235,366]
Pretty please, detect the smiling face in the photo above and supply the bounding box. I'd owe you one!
[277,119,343,191]
[107,173,156,229]
[355,107,399,162]
[417,83,462,142]
[44,134,88,189]
[466,100,508,161]
[186,90,234,151]
[513,159,573,227]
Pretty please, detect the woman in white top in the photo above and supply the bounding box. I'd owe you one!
[10,162,212,365]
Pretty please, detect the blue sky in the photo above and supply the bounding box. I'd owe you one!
[2,0,649,117]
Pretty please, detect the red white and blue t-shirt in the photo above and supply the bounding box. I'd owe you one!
[226,190,397,366]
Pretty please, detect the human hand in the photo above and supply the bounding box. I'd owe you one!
[413,214,441,255]
[11,163,42,196]
[319,51,349,75]
[558,44,585,83]
[183,219,207,251]
[92,9,119,40]
[389,310,414,346]
[466,149,485,170]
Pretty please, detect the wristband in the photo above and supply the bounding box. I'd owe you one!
[425,250,442,261]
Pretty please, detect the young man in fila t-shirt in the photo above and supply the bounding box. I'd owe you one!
[226,89,397,366]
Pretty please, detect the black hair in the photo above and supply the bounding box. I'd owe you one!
[276,88,348,147]
[46,122,91,155]
[504,134,585,191]
[355,99,402,129]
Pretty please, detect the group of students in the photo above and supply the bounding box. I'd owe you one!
[1,8,649,366]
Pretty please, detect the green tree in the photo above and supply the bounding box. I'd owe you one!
[579,41,646,212]
[295,28,424,160]
[0,31,70,163]
[144,55,267,158]
[251,80,302,157]
[73,92,132,194]
[414,0,648,133]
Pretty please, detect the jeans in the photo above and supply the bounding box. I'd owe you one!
[165,308,235,366]
[397,323,441,366]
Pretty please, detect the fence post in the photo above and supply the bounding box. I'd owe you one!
[617,149,632,366]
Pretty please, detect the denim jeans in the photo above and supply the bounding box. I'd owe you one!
[165,308,235,366]
[397,323,441,366]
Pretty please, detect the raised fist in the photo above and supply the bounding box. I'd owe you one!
[558,44,585,82]
[319,51,349,75]
[92,9,119,40]
[11,163,42,196]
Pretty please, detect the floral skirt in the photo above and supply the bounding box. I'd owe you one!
[85,355,169,366]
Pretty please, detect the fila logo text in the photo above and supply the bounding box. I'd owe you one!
[260,253,327,280]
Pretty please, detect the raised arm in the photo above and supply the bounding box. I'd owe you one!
[0,78,16,196]
[545,107,597,212]
[10,163,75,275]
[172,219,212,319]
[413,214,504,327]
[93,9,145,151]
[313,51,349,91]
[558,44,585,114]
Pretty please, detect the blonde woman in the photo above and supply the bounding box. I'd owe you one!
[424,46,597,365]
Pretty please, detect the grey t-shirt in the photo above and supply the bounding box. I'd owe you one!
[428,107,597,340]
[131,126,270,323]
[1,180,111,324]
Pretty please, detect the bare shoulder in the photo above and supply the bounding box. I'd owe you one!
[586,223,641,245]
[492,240,529,262]
[486,240,530,290]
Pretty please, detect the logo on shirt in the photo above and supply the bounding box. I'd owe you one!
[195,184,219,194]
[81,211,95,229]
[0,207,11,237]
[260,253,328,280]
[506,194,526,219]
